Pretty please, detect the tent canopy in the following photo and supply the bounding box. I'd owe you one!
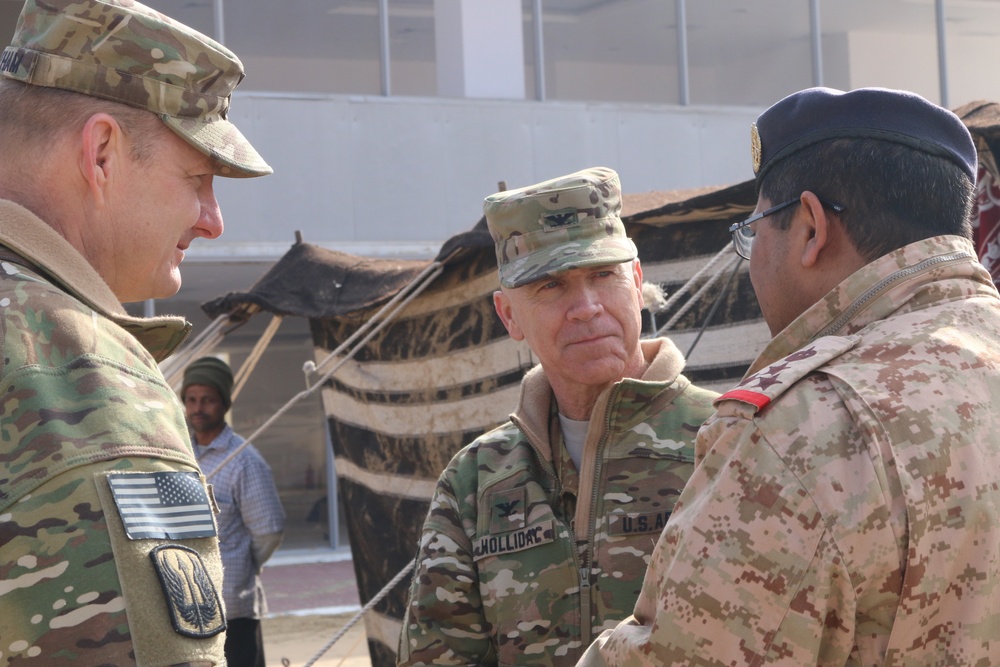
[202,180,756,323]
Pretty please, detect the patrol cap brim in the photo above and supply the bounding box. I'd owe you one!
[162,115,272,178]
[501,235,637,289]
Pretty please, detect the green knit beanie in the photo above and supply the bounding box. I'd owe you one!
[182,356,234,410]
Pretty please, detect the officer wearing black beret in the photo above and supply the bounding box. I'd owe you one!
[580,86,1000,666]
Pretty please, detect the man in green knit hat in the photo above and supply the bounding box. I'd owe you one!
[182,357,285,667]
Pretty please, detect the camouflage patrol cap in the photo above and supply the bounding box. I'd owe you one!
[0,0,271,178]
[484,166,637,289]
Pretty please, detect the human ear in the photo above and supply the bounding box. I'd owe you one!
[78,113,122,207]
[493,290,524,341]
[632,259,645,309]
[798,191,830,268]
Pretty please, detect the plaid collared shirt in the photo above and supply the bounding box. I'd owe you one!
[195,425,285,619]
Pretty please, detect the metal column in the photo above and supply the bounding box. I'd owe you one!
[936,0,949,107]
[533,0,546,101]
[213,0,225,43]
[676,0,689,105]
[810,0,823,86]
[379,0,392,96]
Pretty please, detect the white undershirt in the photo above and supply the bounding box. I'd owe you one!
[558,413,590,470]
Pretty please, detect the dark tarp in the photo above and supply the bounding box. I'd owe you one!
[203,242,430,322]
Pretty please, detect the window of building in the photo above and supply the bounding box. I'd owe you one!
[944,1,1000,108]
[537,0,680,104]
[225,0,383,95]
[147,0,438,97]
[687,0,813,107]
[820,0,939,103]
[388,0,437,96]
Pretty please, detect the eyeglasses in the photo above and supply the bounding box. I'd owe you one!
[728,197,845,260]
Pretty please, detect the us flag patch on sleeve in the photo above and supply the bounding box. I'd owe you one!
[108,472,218,540]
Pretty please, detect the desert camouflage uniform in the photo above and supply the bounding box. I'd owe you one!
[582,235,1000,666]
[0,200,227,666]
[398,338,718,667]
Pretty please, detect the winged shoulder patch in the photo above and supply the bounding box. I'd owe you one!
[149,545,226,638]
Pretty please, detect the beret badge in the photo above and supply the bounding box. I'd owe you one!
[751,123,762,174]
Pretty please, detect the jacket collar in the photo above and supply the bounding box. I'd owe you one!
[510,336,687,461]
[748,235,994,375]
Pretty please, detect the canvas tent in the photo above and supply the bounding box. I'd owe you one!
[193,100,1000,667]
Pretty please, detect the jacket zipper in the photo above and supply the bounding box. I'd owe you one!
[817,251,971,338]
[578,384,620,647]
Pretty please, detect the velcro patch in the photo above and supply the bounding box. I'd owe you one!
[608,510,672,536]
[473,519,556,560]
[0,49,25,74]
[541,208,580,230]
[488,487,527,534]
[149,545,227,639]
[108,472,217,540]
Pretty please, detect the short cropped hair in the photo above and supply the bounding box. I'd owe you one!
[0,78,162,164]
[760,138,975,262]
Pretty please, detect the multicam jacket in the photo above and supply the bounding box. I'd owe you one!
[584,235,1000,666]
[0,200,227,666]
[398,338,718,667]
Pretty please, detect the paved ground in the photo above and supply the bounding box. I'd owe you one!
[261,553,372,667]
[263,557,361,616]
[262,613,370,667]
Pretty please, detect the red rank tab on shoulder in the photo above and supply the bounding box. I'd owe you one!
[719,389,772,410]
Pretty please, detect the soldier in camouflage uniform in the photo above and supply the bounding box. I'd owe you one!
[580,88,1000,666]
[397,167,718,667]
[0,1,270,665]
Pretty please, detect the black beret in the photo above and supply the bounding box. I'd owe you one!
[752,86,977,189]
